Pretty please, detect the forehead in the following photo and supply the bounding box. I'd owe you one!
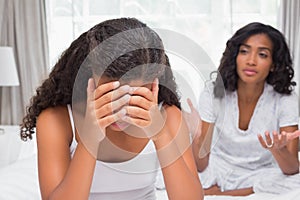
[242,33,273,50]
[97,76,152,88]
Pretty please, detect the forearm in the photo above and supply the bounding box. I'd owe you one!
[192,140,209,172]
[205,187,253,196]
[48,142,96,200]
[271,147,299,175]
[154,132,204,200]
[191,121,213,172]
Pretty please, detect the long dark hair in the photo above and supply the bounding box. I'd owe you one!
[21,18,180,141]
[214,22,295,98]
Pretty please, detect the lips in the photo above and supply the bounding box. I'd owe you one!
[243,69,257,76]
[111,121,130,130]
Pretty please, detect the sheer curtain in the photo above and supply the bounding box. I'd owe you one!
[47,0,279,68]
[278,0,300,101]
[0,0,49,125]
[46,0,278,109]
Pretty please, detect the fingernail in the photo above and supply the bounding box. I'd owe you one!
[120,108,126,116]
[265,131,269,136]
[282,132,286,136]
[129,87,138,94]
[121,85,130,92]
[88,78,95,90]
[113,81,120,88]
[124,94,131,101]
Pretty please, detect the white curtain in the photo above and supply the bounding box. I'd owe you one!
[278,0,300,102]
[0,0,49,125]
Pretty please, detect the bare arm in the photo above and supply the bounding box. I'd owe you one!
[204,185,253,196]
[124,82,203,199]
[37,79,127,199]
[154,106,204,200]
[192,120,214,172]
[183,98,214,172]
[258,125,299,175]
[272,126,299,174]
[37,107,96,200]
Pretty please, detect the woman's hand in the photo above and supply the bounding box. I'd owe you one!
[121,78,166,140]
[79,78,129,157]
[183,98,202,139]
[258,128,299,175]
[258,130,300,150]
[204,185,222,195]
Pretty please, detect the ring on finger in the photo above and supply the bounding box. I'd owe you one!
[265,140,274,148]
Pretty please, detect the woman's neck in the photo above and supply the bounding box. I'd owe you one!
[237,81,265,104]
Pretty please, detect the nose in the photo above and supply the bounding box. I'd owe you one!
[246,52,257,66]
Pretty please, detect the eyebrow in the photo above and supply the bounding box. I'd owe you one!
[240,44,272,52]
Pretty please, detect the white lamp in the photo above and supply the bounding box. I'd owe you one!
[0,46,20,134]
[0,47,19,86]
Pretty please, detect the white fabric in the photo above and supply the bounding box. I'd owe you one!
[0,125,37,168]
[197,81,299,193]
[0,154,41,200]
[0,143,299,200]
[1,126,300,200]
[253,168,300,194]
[67,105,159,200]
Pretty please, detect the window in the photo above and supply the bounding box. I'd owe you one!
[46,0,279,107]
[46,0,279,66]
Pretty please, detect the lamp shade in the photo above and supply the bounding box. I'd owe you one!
[0,47,20,86]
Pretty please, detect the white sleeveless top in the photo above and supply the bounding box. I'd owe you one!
[67,105,159,200]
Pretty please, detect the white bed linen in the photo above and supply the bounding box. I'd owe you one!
[0,124,299,200]
[0,155,41,200]
[1,153,300,200]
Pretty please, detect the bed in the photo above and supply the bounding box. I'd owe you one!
[1,125,300,200]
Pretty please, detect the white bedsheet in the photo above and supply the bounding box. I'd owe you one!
[0,155,40,200]
[1,154,300,200]
[156,189,300,200]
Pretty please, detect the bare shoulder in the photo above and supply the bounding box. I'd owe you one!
[164,105,187,134]
[36,106,73,145]
[164,105,182,123]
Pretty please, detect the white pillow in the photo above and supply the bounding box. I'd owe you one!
[0,126,36,168]
[17,129,37,160]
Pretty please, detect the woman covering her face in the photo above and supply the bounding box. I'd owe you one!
[21,18,203,200]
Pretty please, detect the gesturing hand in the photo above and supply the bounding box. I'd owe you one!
[258,130,300,150]
[121,78,167,140]
[183,98,202,139]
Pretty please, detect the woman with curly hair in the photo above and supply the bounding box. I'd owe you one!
[21,18,203,200]
[188,22,300,196]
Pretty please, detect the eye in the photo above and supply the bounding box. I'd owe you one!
[239,49,248,54]
[259,52,268,58]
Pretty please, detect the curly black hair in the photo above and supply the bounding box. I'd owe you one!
[20,18,181,141]
[213,22,296,98]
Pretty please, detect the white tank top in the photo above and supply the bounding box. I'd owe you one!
[67,105,159,200]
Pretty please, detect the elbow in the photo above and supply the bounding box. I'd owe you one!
[282,164,299,175]
[283,169,299,176]
[194,155,209,173]
[283,170,299,175]
[196,163,208,173]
